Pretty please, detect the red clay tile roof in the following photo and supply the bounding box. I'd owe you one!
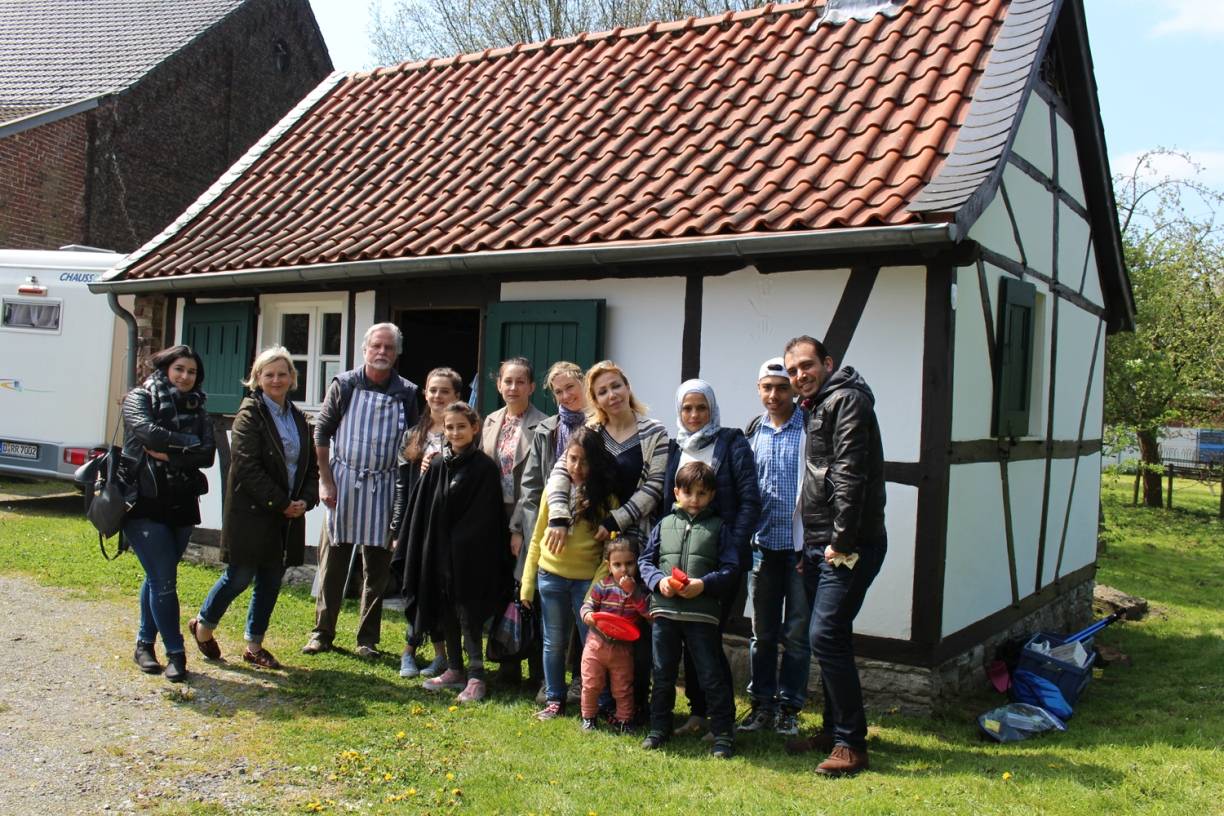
[121,0,1013,281]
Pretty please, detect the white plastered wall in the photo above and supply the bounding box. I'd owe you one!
[698,264,927,464]
[948,88,1109,630]
[699,265,846,427]
[500,277,686,417]
[857,482,917,640]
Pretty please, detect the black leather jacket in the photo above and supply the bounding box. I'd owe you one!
[799,367,886,556]
[121,385,216,503]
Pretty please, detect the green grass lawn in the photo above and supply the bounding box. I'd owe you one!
[1,477,1221,814]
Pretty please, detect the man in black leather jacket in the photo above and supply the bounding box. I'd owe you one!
[783,335,886,777]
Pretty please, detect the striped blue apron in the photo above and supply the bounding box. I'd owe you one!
[327,387,406,547]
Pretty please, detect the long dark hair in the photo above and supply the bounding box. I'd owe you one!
[402,367,464,463]
[567,427,617,527]
[147,344,205,388]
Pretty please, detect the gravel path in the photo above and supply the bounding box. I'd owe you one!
[0,574,304,814]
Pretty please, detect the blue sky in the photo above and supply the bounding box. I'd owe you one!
[307,0,1224,190]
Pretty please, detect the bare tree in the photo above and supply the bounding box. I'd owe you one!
[369,0,758,64]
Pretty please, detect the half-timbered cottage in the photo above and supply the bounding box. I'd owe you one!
[91,0,1133,707]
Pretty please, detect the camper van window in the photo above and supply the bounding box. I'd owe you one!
[2,298,62,332]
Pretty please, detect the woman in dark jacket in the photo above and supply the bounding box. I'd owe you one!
[661,379,761,735]
[122,345,216,682]
[190,347,318,669]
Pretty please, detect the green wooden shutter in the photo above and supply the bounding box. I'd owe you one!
[993,279,1036,439]
[482,300,605,415]
[183,301,256,414]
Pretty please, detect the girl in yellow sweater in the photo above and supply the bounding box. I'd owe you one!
[522,427,618,720]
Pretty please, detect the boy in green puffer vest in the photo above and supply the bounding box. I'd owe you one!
[637,461,739,758]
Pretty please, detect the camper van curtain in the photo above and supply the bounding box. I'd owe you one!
[2,300,61,330]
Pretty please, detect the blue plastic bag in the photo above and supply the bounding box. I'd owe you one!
[978,703,1067,743]
[1010,669,1074,720]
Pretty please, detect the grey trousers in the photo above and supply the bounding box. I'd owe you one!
[311,526,392,648]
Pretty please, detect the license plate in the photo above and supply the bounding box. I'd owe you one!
[0,440,38,459]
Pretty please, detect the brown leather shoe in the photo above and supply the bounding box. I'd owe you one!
[188,618,222,661]
[815,744,869,777]
[243,646,283,670]
[785,730,835,755]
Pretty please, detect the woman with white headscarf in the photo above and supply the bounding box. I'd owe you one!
[661,379,761,737]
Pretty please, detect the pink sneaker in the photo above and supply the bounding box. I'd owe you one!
[422,668,465,691]
[535,701,564,720]
[456,678,486,703]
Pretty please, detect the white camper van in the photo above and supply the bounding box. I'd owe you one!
[0,248,129,480]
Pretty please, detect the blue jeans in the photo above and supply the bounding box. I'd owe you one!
[124,517,192,654]
[198,563,286,644]
[803,536,886,752]
[747,548,812,711]
[536,570,590,702]
[650,617,734,737]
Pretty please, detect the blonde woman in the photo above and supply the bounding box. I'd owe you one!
[190,346,318,669]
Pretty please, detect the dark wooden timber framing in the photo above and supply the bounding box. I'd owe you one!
[1054,318,1104,579]
[344,290,356,370]
[858,561,1098,667]
[976,259,999,386]
[823,265,879,364]
[1077,225,1095,296]
[1008,153,1091,222]
[999,179,1028,267]
[910,263,954,648]
[884,461,921,486]
[949,438,1101,463]
[1053,0,1134,332]
[681,273,703,380]
[980,247,1105,318]
[1033,78,1072,123]
[931,562,1096,665]
[163,295,178,347]
[1034,103,1063,594]
[998,454,1021,605]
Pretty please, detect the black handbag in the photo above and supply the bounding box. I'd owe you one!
[74,442,136,560]
[486,595,536,663]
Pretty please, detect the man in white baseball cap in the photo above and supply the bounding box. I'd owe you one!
[738,357,811,740]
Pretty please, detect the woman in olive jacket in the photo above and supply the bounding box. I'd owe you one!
[190,347,318,669]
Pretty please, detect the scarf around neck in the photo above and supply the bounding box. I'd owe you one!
[674,378,721,454]
[144,368,205,426]
[554,404,587,458]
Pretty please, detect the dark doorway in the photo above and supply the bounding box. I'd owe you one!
[394,308,481,404]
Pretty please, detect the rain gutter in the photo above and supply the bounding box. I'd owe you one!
[88,222,959,295]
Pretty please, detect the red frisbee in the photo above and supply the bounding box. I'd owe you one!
[591,612,640,641]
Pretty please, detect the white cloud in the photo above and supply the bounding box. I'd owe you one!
[1150,0,1224,37]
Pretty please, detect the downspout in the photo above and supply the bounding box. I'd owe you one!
[107,292,139,389]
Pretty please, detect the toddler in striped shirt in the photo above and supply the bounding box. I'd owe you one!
[578,535,648,731]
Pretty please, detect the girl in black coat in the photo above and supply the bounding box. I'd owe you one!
[121,345,216,682]
[190,347,319,670]
[400,402,513,704]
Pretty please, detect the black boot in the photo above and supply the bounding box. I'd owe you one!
[164,651,188,683]
[134,640,162,674]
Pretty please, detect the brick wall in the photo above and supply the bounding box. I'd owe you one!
[0,113,88,249]
[132,294,168,378]
[89,0,332,253]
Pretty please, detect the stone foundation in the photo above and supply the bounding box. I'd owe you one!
[723,580,1095,715]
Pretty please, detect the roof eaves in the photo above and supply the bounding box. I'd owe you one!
[102,70,349,283]
[90,222,958,294]
[909,0,1062,230]
[0,96,102,140]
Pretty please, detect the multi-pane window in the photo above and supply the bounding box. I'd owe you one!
[265,299,345,407]
[993,279,1037,439]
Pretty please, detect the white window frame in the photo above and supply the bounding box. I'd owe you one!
[259,294,347,409]
[1,296,64,335]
